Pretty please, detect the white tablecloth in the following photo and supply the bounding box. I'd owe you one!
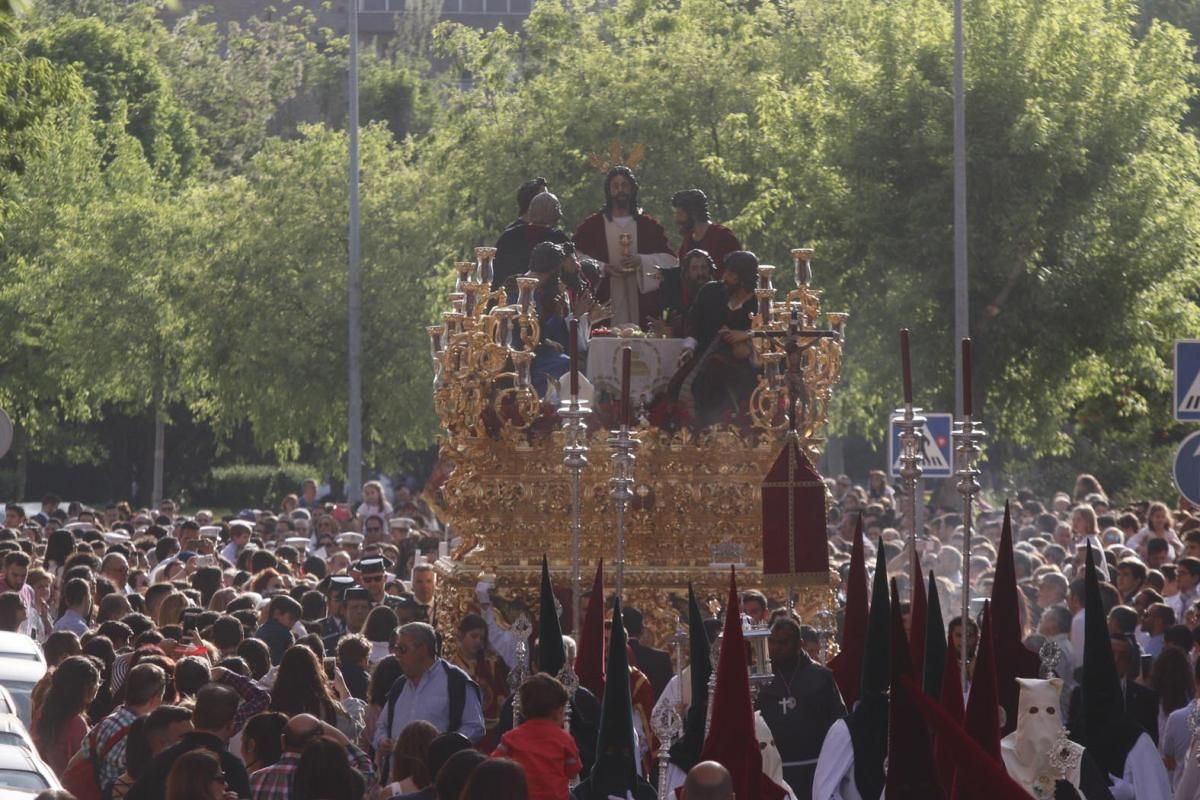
[586,336,685,402]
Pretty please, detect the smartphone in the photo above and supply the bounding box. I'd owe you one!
[194,555,216,569]
[323,657,337,681]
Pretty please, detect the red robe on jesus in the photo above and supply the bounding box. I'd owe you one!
[573,212,673,327]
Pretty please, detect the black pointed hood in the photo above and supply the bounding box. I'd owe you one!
[923,570,947,697]
[668,583,711,771]
[848,538,890,800]
[538,555,566,677]
[1075,542,1141,776]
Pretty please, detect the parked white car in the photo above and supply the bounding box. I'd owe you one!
[0,634,45,728]
[0,744,59,794]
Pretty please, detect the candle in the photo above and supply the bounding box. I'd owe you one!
[621,346,632,427]
[961,337,973,417]
[900,328,913,406]
[569,318,580,400]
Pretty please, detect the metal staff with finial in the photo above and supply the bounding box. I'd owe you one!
[607,346,638,601]
[953,337,986,690]
[560,318,590,642]
[895,328,928,599]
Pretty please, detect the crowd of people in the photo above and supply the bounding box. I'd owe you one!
[0,467,1197,800]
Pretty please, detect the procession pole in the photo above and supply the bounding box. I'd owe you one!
[346,0,364,504]
[897,329,926,599]
[609,347,637,601]
[558,321,587,751]
[953,338,985,691]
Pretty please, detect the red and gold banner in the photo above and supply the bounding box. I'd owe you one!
[761,432,829,585]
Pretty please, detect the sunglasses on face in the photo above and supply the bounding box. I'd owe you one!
[363,575,383,583]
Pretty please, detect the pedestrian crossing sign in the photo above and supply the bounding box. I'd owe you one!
[1176,340,1200,422]
[888,412,954,479]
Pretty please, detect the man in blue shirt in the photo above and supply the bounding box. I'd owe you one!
[373,621,485,773]
[254,595,301,665]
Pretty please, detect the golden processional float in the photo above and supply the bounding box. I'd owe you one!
[426,246,848,650]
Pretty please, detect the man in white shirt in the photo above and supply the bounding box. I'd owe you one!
[1169,557,1200,621]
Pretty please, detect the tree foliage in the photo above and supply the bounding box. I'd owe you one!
[1,0,1199,499]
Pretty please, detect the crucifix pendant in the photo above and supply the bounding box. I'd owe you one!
[779,696,796,715]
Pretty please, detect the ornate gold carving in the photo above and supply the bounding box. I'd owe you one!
[428,247,848,643]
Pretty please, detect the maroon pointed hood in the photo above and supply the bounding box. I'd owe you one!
[990,501,1041,735]
[963,601,1002,763]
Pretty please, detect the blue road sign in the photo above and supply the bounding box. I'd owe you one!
[1174,431,1200,507]
[888,412,954,479]
[1175,340,1200,422]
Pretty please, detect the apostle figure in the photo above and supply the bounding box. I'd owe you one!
[681,251,761,427]
[671,189,741,271]
[1000,678,1114,800]
[493,176,554,294]
[758,616,847,800]
[523,242,575,396]
[654,248,716,338]
[573,166,674,328]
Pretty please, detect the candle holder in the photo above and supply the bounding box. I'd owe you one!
[894,405,928,589]
[507,614,533,724]
[454,261,475,294]
[791,248,813,287]
[757,264,776,291]
[475,246,497,288]
[755,288,774,325]
[953,412,986,689]
[428,326,445,388]
[607,418,639,600]
[514,277,541,354]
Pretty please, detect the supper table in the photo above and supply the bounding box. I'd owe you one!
[586,335,685,404]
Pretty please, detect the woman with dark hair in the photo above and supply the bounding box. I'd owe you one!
[239,712,288,773]
[33,656,101,775]
[1073,473,1107,503]
[363,606,399,663]
[383,720,437,797]
[461,757,529,800]
[43,530,75,576]
[83,635,117,721]
[269,645,364,738]
[165,749,230,800]
[361,655,404,751]
[292,736,365,800]
[1151,646,1194,738]
[434,749,487,800]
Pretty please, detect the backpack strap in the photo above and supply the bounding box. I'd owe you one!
[441,661,481,734]
[382,675,408,741]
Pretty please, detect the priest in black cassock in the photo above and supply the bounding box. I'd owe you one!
[758,616,846,800]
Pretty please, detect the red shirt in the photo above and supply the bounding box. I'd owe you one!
[36,713,87,776]
[492,718,582,800]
